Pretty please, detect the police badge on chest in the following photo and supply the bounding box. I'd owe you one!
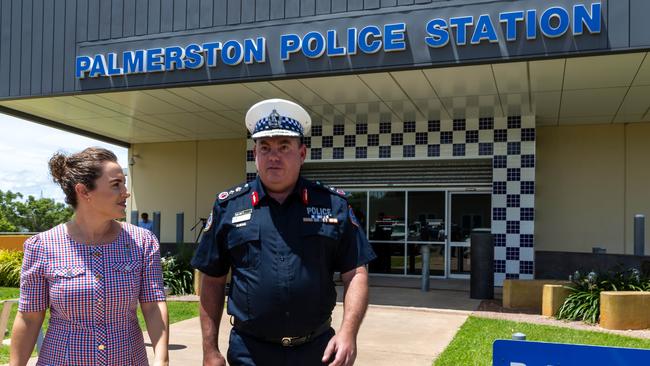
[303,206,338,224]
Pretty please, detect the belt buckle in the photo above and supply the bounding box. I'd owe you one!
[281,337,294,347]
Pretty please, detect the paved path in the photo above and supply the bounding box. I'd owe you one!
[11,285,480,366]
[145,303,471,366]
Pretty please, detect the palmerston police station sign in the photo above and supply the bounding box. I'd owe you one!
[75,1,606,84]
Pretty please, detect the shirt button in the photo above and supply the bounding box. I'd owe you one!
[98,344,105,350]
[93,251,102,257]
[95,274,103,281]
[279,256,284,262]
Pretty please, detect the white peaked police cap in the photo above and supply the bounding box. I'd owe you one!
[245,98,312,139]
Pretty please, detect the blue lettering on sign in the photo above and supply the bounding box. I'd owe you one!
[471,14,498,44]
[500,11,525,42]
[326,30,346,57]
[493,339,650,365]
[449,16,473,45]
[123,50,146,74]
[358,25,382,54]
[75,2,603,79]
[384,23,407,52]
[540,6,571,38]
[303,31,326,58]
[425,19,450,48]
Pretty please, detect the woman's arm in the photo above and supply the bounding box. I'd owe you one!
[9,311,45,366]
[141,301,169,366]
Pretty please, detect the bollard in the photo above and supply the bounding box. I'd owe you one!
[153,211,161,241]
[512,332,526,341]
[635,215,645,256]
[421,244,431,292]
[130,210,139,226]
[470,228,494,299]
[176,212,184,244]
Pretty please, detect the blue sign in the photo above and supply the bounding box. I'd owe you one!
[493,339,650,366]
[75,2,602,79]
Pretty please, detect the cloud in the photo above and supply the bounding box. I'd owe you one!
[0,114,128,202]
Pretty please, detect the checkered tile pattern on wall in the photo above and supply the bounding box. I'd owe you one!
[246,116,536,285]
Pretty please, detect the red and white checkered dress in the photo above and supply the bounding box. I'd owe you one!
[19,222,166,366]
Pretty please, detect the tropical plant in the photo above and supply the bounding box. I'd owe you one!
[0,249,23,287]
[161,253,194,295]
[557,268,650,324]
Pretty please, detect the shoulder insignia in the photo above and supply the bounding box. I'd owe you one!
[309,180,347,199]
[217,183,251,204]
[203,211,214,232]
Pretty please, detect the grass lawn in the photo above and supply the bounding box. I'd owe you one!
[0,287,199,364]
[435,316,650,366]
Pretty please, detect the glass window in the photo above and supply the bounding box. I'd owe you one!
[406,191,445,276]
[450,194,491,243]
[368,191,405,274]
[368,191,405,242]
[347,192,368,236]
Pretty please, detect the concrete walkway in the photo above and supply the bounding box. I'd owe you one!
[148,286,478,365]
[146,303,471,365]
[12,284,480,366]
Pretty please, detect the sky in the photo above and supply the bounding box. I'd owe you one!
[0,114,128,203]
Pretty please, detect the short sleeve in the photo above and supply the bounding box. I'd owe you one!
[139,231,166,303]
[191,201,230,277]
[18,235,49,312]
[335,206,377,274]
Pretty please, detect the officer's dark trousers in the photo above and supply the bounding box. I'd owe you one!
[227,328,336,366]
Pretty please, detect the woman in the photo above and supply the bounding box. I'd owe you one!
[10,147,169,366]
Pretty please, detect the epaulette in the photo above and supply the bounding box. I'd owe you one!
[312,180,348,199]
[216,183,251,204]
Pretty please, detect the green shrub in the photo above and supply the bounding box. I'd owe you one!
[0,250,23,287]
[557,268,650,324]
[161,251,194,296]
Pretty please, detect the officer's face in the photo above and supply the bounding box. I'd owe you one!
[254,137,306,193]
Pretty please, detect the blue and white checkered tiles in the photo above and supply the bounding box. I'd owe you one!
[246,116,536,285]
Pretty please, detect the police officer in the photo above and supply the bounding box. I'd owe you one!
[192,98,376,366]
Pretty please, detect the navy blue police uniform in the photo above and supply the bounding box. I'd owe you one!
[191,175,376,366]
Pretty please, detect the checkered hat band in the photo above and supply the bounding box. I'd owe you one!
[254,116,303,136]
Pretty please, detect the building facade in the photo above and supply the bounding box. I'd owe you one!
[1,0,649,284]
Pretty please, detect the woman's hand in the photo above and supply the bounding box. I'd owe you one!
[141,301,169,365]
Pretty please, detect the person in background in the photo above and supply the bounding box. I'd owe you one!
[139,212,154,231]
[10,147,169,366]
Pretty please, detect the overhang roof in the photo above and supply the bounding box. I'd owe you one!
[2,52,649,145]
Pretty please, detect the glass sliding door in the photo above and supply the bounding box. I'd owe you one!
[448,193,492,278]
[347,188,492,279]
[406,191,446,276]
[368,191,405,275]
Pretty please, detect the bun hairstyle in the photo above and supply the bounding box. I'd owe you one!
[48,147,118,208]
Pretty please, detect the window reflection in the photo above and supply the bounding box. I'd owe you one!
[450,194,491,243]
[368,191,405,274]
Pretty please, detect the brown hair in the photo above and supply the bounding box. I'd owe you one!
[48,147,118,208]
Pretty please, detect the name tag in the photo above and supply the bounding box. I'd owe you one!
[232,209,252,224]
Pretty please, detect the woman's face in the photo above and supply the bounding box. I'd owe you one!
[84,161,130,219]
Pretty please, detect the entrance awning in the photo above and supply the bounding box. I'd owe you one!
[1,52,649,145]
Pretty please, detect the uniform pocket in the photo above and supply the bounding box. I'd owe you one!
[300,223,341,266]
[227,226,261,270]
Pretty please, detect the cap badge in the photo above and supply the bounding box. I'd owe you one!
[269,109,281,129]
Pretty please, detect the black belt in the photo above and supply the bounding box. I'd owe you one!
[232,317,332,347]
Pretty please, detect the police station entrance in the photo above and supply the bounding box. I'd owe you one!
[301,160,492,279]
